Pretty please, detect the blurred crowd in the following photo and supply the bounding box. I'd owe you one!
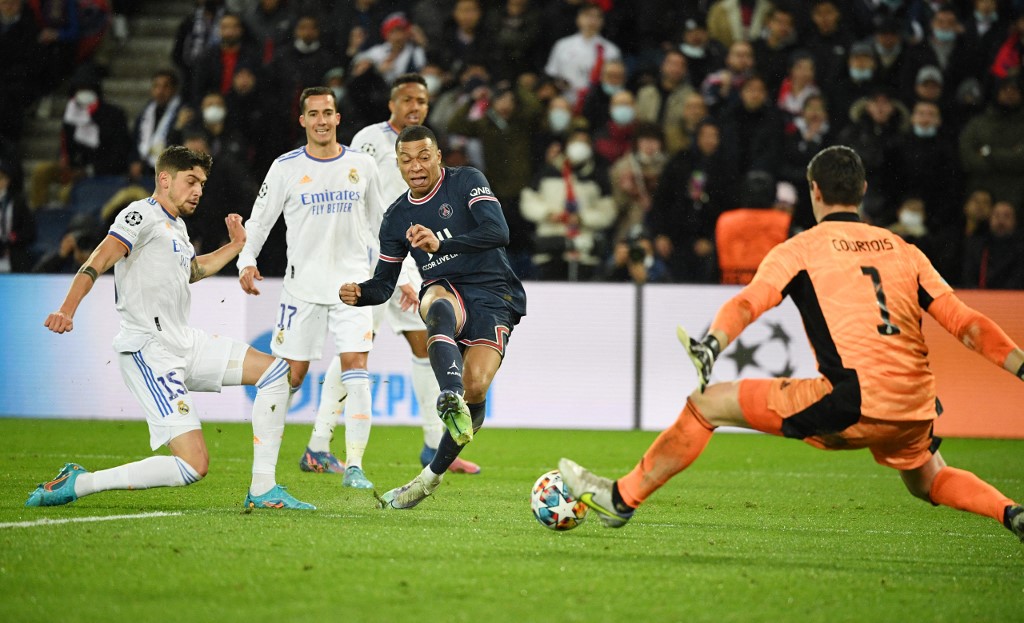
[2,0,1023,288]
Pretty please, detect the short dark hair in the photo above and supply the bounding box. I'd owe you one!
[152,68,180,89]
[395,125,438,151]
[391,73,428,99]
[806,145,865,206]
[156,146,212,179]
[299,86,335,114]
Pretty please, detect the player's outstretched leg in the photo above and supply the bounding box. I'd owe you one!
[424,299,472,445]
[25,463,89,507]
[374,466,442,510]
[558,458,635,528]
[1005,505,1024,543]
[300,356,346,474]
[341,367,373,489]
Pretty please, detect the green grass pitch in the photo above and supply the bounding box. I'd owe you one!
[1,418,1021,623]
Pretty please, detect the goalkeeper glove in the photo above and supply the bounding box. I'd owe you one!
[677,326,722,393]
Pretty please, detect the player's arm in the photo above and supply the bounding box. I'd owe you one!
[43,235,128,334]
[237,163,286,295]
[926,292,1024,379]
[191,214,245,283]
[341,257,404,306]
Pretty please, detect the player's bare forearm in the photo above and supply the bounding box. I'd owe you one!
[192,214,246,283]
[45,235,125,332]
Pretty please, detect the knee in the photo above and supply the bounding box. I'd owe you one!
[901,472,934,503]
[462,376,489,403]
[425,299,456,332]
[180,454,209,479]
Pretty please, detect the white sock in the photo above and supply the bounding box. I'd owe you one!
[342,368,372,469]
[412,355,444,448]
[74,456,201,497]
[419,464,443,486]
[309,356,347,453]
[250,358,290,495]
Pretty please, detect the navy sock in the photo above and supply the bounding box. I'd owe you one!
[425,300,463,394]
[429,400,485,474]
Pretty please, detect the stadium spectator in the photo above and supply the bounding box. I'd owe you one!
[599,223,672,284]
[678,15,727,89]
[961,199,1024,289]
[0,158,35,273]
[485,0,545,82]
[429,0,491,82]
[130,69,184,184]
[895,99,960,229]
[520,129,616,281]
[899,6,972,106]
[592,89,638,165]
[243,0,292,63]
[223,63,280,171]
[31,213,102,274]
[836,86,909,224]
[990,10,1024,80]
[171,0,226,103]
[0,0,42,144]
[447,80,544,266]
[700,39,756,115]
[752,6,800,98]
[931,188,992,283]
[776,52,822,119]
[558,145,1024,546]
[959,75,1024,206]
[352,12,427,85]
[649,119,735,283]
[706,0,774,48]
[778,93,833,230]
[823,42,879,132]
[961,0,1009,80]
[190,12,262,106]
[266,14,336,146]
[27,0,81,101]
[331,0,390,63]
[872,14,909,93]
[804,0,854,89]
[544,2,622,106]
[171,92,250,166]
[608,123,667,242]
[635,50,696,155]
[886,196,938,262]
[579,58,627,131]
[532,95,580,169]
[719,74,785,178]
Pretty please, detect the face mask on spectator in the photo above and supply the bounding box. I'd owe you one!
[932,28,956,43]
[899,209,925,229]
[912,124,937,138]
[849,67,873,82]
[548,108,571,132]
[610,105,635,125]
[423,75,442,96]
[566,141,592,165]
[294,39,321,53]
[681,43,705,58]
[975,11,996,23]
[74,90,98,107]
[332,87,346,104]
[203,105,227,124]
[602,83,623,96]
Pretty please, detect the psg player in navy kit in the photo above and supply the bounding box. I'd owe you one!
[340,125,527,509]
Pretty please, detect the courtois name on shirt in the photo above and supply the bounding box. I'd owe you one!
[301,189,363,215]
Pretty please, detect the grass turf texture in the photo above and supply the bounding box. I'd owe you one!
[1,419,1021,623]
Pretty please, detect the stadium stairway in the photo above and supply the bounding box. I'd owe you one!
[21,0,195,187]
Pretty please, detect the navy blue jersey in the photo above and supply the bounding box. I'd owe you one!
[357,167,527,317]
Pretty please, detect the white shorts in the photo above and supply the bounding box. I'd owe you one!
[119,331,243,450]
[372,276,427,335]
[271,289,373,361]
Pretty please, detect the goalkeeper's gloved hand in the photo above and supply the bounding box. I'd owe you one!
[677,327,722,393]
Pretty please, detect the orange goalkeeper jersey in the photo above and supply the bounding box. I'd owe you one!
[740,212,953,422]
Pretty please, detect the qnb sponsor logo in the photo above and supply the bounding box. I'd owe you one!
[301,189,362,215]
[831,238,895,253]
[468,186,492,197]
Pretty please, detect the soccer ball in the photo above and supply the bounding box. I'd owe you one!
[531,469,588,531]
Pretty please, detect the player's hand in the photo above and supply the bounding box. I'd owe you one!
[398,283,419,312]
[677,326,718,393]
[407,224,440,253]
[225,214,245,246]
[239,265,263,295]
[340,282,361,305]
[44,311,73,334]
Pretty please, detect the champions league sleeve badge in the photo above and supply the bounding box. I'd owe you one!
[125,211,143,226]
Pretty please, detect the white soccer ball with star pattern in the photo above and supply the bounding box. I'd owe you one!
[531,469,588,531]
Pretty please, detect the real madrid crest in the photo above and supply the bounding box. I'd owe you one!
[349,168,359,184]
[276,329,285,344]
[176,400,190,415]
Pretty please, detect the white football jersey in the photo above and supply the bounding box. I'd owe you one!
[109,197,198,356]
[237,145,386,304]
[351,121,418,286]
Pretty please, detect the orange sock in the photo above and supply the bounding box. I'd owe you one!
[929,466,1015,523]
[616,399,715,508]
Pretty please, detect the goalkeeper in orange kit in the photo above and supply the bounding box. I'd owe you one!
[560,145,1024,543]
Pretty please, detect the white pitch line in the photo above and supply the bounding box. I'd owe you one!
[0,511,182,529]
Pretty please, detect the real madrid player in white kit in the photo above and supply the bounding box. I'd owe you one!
[339,73,481,474]
[238,87,386,489]
[28,146,313,510]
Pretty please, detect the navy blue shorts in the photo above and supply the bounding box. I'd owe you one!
[424,279,522,357]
